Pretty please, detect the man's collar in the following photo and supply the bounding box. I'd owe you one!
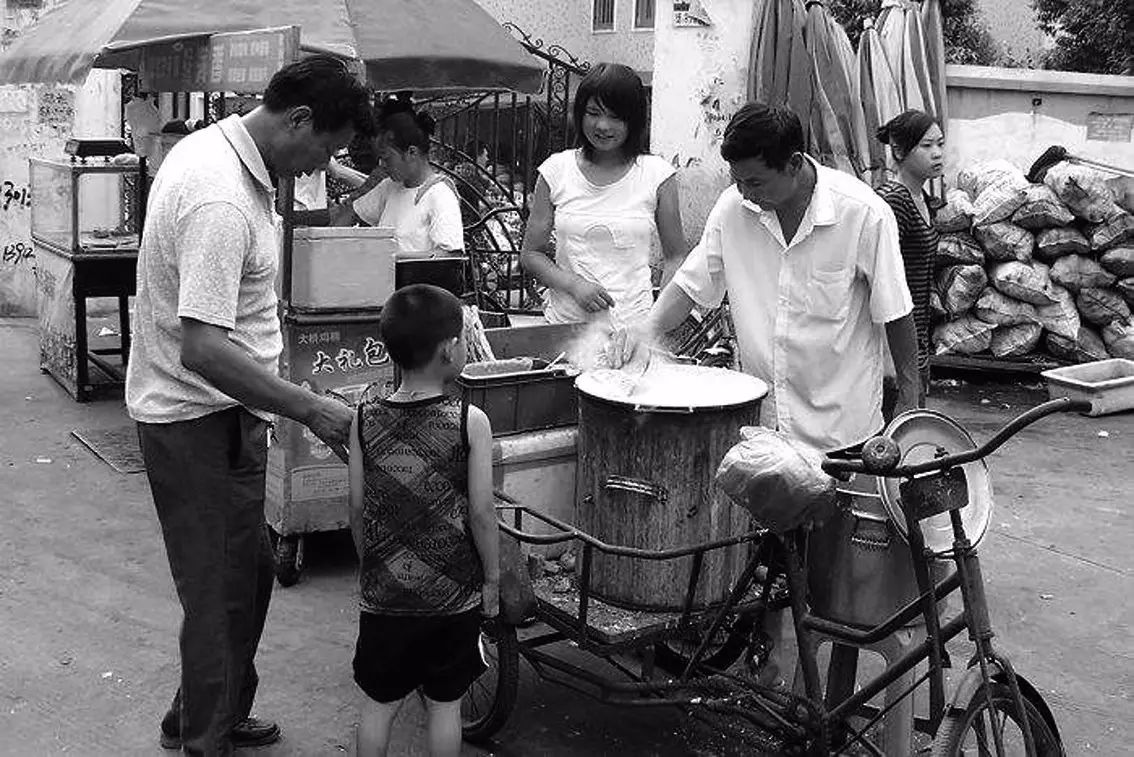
[216,115,273,192]
[803,155,837,227]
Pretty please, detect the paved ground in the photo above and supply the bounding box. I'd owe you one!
[0,316,1130,755]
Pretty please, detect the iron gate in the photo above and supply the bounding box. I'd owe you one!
[416,23,592,316]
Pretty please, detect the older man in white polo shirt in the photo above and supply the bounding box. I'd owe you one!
[638,102,919,451]
[126,56,375,756]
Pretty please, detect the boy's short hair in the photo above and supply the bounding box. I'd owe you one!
[720,102,804,170]
[380,285,464,370]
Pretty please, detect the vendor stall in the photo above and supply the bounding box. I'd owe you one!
[30,145,144,401]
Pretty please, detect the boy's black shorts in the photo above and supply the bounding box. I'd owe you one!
[353,609,487,704]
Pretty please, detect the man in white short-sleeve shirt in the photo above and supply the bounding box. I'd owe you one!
[125,56,375,756]
[631,103,919,452]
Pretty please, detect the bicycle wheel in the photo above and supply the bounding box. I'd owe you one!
[461,623,520,743]
[932,682,1063,757]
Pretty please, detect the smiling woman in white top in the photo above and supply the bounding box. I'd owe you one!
[334,95,464,255]
[521,63,686,329]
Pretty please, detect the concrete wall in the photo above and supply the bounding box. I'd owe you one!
[650,0,753,244]
[0,0,122,316]
[944,65,1134,182]
[475,0,654,76]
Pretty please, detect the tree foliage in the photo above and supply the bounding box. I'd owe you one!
[827,0,1002,66]
[1033,0,1133,75]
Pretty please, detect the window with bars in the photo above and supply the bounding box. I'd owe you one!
[633,0,655,29]
[593,0,615,32]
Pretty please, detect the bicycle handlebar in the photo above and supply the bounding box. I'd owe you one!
[820,397,1093,478]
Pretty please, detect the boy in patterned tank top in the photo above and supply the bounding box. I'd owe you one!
[348,284,499,756]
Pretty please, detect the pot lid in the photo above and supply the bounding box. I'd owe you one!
[575,364,768,411]
[878,409,994,552]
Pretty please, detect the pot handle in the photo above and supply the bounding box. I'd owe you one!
[603,475,669,504]
[848,508,893,550]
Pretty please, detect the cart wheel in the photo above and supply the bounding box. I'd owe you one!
[931,682,1063,757]
[272,532,304,588]
[655,612,756,675]
[461,622,519,744]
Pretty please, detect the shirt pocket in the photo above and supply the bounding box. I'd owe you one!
[806,266,851,321]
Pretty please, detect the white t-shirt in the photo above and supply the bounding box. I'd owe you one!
[352,178,464,254]
[294,169,327,210]
[672,158,912,451]
[538,150,675,328]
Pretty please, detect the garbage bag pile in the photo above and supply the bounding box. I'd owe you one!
[933,159,1134,362]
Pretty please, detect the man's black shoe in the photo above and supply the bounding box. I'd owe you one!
[160,716,281,749]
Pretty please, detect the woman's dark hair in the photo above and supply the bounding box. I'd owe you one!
[464,140,491,161]
[720,102,804,170]
[380,284,463,370]
[572,63,647,160]
[876,110,939,161]
[378,93,436,155]
[263,54,375,138]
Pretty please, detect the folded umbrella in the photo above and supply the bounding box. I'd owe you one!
[748,0,812,120]
[876,0,928,113]
[858,18,903,182]
[920,0,948,129]
[803,0,869,178]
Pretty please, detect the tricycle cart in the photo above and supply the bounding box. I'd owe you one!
[462,398,1086,756]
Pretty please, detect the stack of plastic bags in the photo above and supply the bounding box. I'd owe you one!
[932,159,1134,362]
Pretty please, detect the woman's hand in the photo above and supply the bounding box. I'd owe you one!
[567,276,615,313]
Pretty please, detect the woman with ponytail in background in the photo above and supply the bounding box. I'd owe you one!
[875,109,944,416]
[338,95,464,256]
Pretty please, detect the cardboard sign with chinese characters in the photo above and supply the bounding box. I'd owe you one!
[266,317,395,533]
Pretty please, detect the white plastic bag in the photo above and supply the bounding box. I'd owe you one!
[715,427,838,533]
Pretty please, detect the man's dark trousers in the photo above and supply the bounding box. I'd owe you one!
[138,407,274,757]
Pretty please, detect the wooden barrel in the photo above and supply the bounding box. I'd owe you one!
[575,365,767,611]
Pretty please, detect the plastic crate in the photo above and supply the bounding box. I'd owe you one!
[1042,358,1134,416]
[458,367,578,435]
[460,322,587,435]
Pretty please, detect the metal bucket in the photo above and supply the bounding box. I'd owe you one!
[574,365,768,611]
[807,474,946,629]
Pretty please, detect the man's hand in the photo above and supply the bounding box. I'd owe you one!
[304,395,354,462]
[567,277,615,314]
[481,581,500,618]
[605,326,652,370]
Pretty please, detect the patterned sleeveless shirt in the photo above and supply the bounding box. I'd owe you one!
[356,395,482,616]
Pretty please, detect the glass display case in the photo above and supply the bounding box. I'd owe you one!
[30,155,144,402]
[29,156,144,254]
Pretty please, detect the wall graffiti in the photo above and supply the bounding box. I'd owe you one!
[1,180,31,211]
[1,240,34,265]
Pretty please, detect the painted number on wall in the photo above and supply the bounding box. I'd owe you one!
[1,181,32,211]
[1,241,35,265]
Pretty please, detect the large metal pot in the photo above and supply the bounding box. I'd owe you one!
[574,365,768,611]
[807,473,951,628]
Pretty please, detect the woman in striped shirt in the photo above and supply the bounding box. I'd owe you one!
[876,110,945,418]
